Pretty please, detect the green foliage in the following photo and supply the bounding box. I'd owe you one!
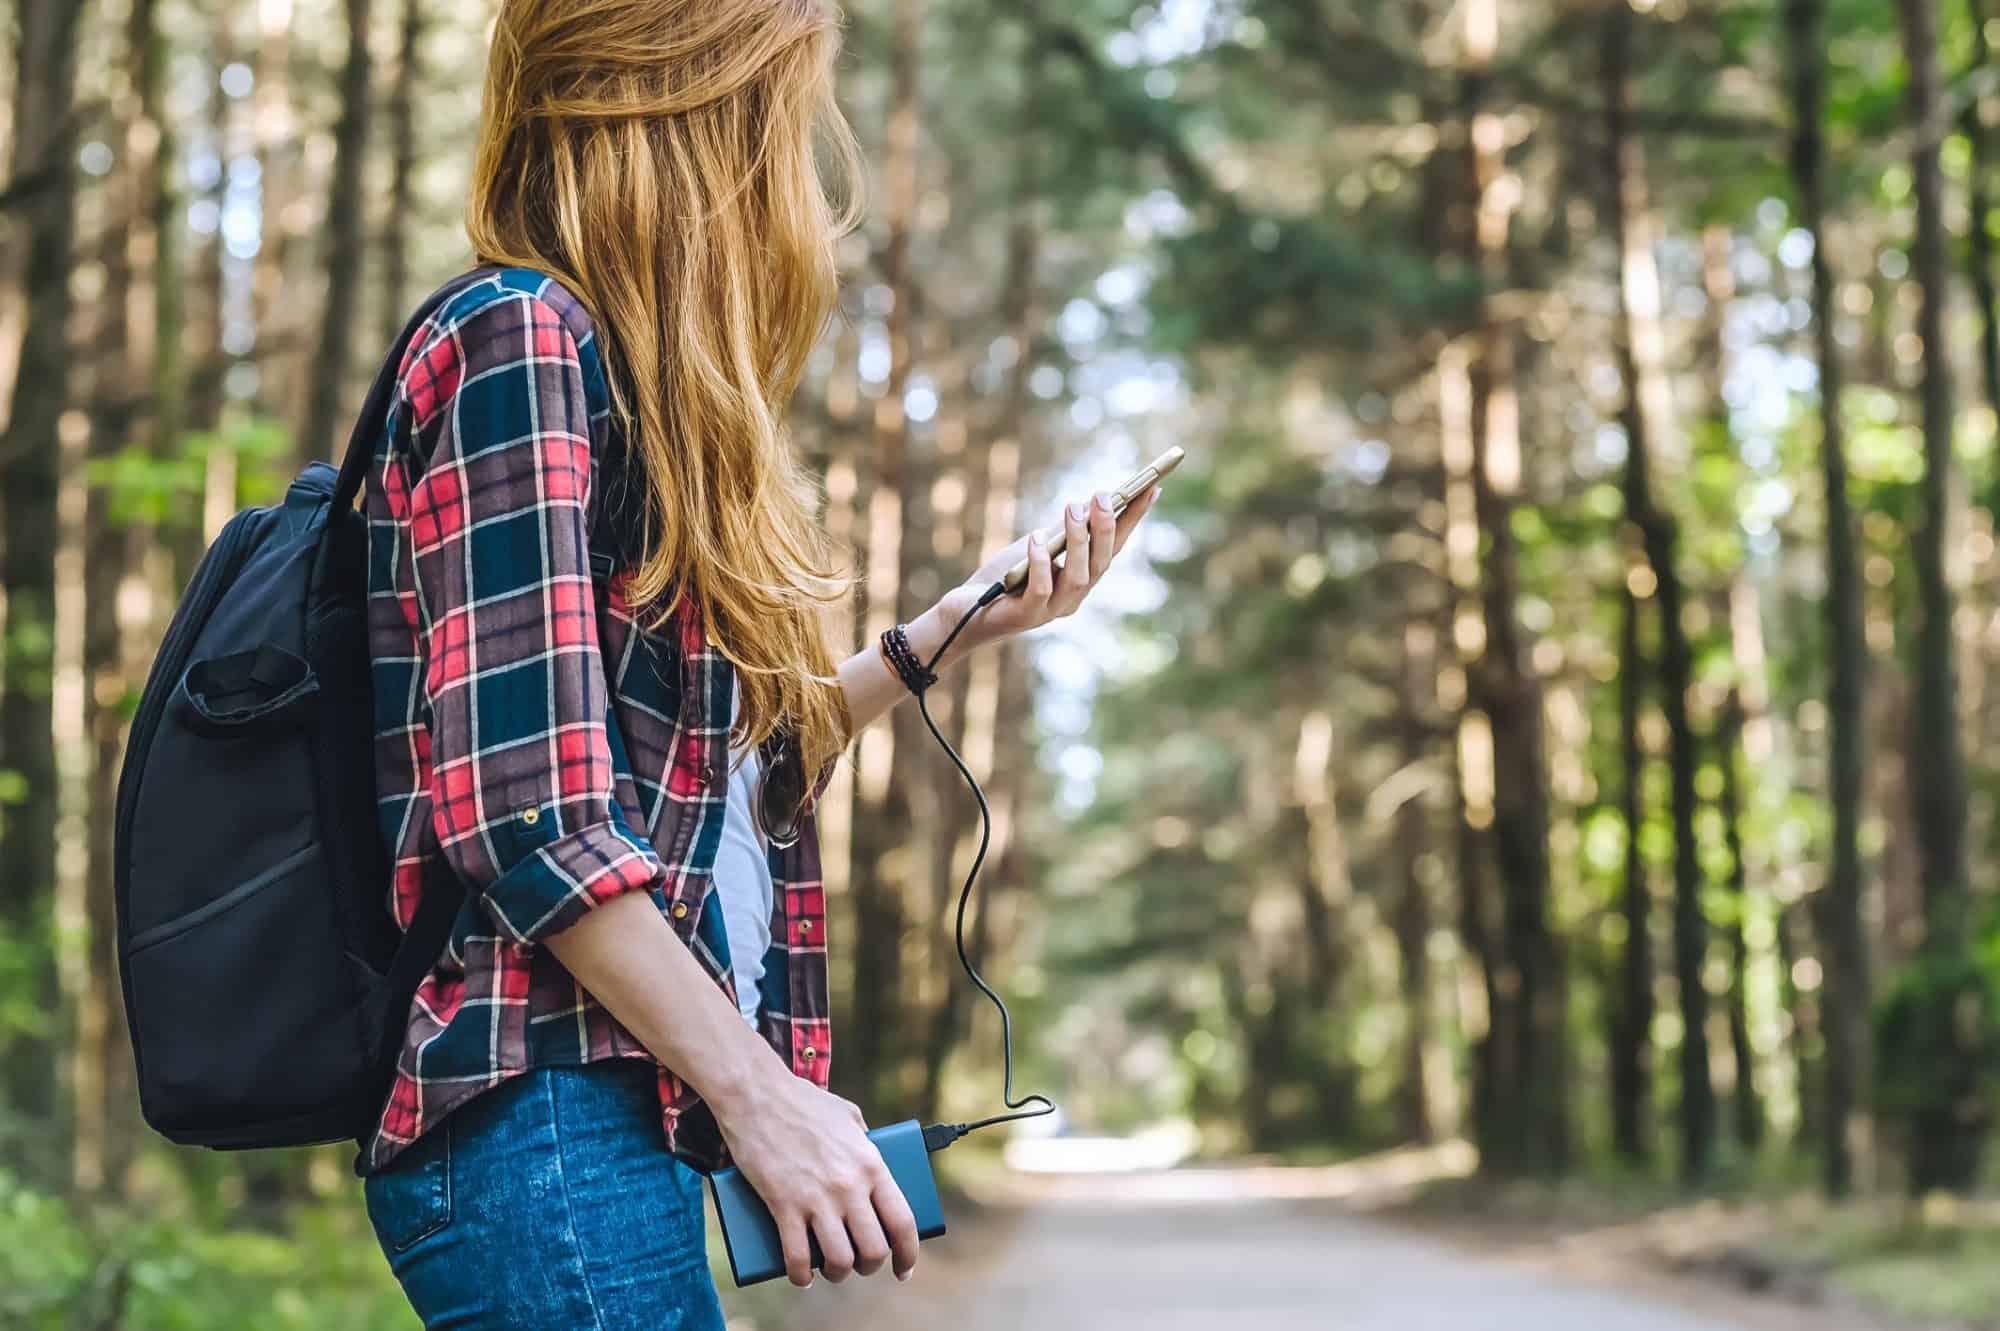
[1153,209,1481,359]
[1845,389,1926,486]
[1873,949,1998,1191]
[1765,1201,2000,1324]
[194,418,300,505]
[1874,950,1999,1114]
[1831,1225,2000,1325]
[82,449,205,528]
[74,416,300,531]
[0,1173,415,1331]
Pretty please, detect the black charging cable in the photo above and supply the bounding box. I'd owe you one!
[896,579,1056,1155]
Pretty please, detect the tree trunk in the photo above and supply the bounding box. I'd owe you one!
[379,0,425,344]
[80,272,133,1202]
[124,0,180,1181]
[1457,0,1567,1175]
[251,0,300,433]
[1424,28,1496,1157]
[1441,338,1502,1160]
[1716,689,1763,1152]
[178,16,237,581]
[1778,897,1823,1147]
[1228,957,1296,1151]
[1703,230,1766,1157]
[1898,0,1970,935]
[1603,3,1713,1181]
[1897,0,1983,1195]
[1393,623,1439,1145]
[1452,711,1499,1149]
[0,0,87,1164]
[1294,713,1347,1015]
[1963,0,2000,446]
[1786,0,1871,1199]
[1872,664,1924,963]
[146,0,187,559]
[843,0,926,1112]
[1467,349,1566,1176]
[299,0,375,465]
[1611,530,1652,1164]
[75,0,171,1196]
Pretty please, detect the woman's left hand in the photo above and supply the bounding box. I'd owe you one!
[926,483,1163,662]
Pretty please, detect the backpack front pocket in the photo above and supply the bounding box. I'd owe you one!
[123,841,372,1139]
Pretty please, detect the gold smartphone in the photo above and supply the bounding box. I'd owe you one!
[999,446,1184,596]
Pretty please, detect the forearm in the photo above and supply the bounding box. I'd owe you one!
[541,889,782,1114]
[835,600,974,738]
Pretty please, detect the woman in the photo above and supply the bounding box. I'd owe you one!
[357,1,1158,1325]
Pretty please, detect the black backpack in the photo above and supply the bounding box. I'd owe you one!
[114,273,486,1151]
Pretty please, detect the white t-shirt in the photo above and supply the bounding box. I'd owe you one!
[712,680,775,1026]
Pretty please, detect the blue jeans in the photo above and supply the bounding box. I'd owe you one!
[363,1059,728,1330]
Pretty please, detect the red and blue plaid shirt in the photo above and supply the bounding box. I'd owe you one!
[361,268,836,1175]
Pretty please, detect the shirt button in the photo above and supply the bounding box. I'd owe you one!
[671,901,689,920]
[799,920,813,935]
[801,1046,816,1062]
[519,806,540,826]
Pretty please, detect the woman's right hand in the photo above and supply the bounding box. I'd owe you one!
[540,894,918,1289]
[710,1062,920,1287]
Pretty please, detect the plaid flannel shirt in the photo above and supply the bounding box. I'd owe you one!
[360,268,836,1176]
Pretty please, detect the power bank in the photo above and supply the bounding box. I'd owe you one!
[706,1118,947,1287]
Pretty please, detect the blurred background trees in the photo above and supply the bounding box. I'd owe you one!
[4,0,2000,1323]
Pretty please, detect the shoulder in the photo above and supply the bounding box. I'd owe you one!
[395,267,612,434]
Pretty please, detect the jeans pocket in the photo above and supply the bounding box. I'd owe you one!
[365,1116,454,1254]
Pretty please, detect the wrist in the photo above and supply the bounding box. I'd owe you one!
[901,600,973,676]
[699,1023,789,1119]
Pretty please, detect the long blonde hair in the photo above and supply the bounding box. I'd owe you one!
[468,0,862,783]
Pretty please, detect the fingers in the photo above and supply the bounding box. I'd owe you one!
[873,1169,921,1281]
[1057,500,1092,608]
[844,1185,894,1278]
[1004,482,1159,630]
[811,1207,857,1283]
[1087,491,1117,582]
[778,1208,817,1289]
[794,1187,906,1285]
[1025,530,1054,603]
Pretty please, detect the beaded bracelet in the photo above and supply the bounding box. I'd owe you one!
[878,623,938,696]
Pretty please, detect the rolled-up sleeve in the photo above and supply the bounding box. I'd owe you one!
[405,292,663,944]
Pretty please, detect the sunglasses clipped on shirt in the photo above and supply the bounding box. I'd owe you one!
[755,731,808,850]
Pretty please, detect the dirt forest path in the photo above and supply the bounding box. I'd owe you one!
[720,1161,1910,1331]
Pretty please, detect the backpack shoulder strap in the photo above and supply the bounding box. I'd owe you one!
[332,267,497,513]
[370,855,463,1095]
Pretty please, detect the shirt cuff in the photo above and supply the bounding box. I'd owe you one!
[476,815,663,945]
